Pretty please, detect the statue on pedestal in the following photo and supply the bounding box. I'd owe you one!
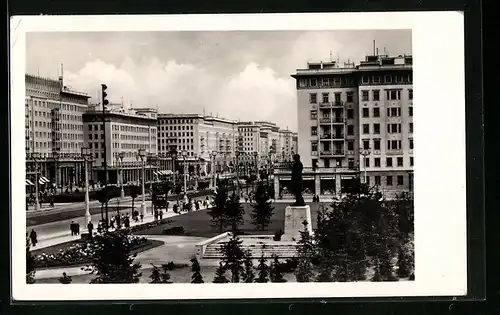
[290,154,305,206]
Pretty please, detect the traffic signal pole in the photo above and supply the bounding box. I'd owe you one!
[101,84,110,229]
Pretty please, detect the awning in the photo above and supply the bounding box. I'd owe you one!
[40,177,50,183]
[25,179,34,186]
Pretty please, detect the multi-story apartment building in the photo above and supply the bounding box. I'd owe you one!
[25,73,90,191]
[83,105,158,185]
[156,114,238,176]
[276,53,413,199]
[357,54,413,193]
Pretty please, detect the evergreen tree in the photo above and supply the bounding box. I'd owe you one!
[89,229,142,283]
[213,262,229,283]
[26,238,36,284]
[255,253,269,283]
[190,257,204,283]
[295,221,315,282]
[250,183,275,231]
[209,183,229,233]
[219,232,245,283]
[225,193,245,233]
[242,250,255,283]
[269,255,287,283]
[149,264,173,283]
[58,272,72,284]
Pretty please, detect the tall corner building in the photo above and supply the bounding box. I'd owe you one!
[285,53,413,198]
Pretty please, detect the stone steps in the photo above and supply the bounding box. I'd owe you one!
[203,243,298,259]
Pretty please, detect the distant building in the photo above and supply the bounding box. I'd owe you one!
[278,53,413,199]
[25,73,90,190]
[83,105,158,185]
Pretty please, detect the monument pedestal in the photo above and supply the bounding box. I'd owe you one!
[282,205,312,242]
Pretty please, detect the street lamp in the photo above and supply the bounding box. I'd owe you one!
[359,147,371,184]
[193,153,199,190]
[118,152,125,199]
[81,147,92,226]
[31,152,41,211]
[53,151,60,194]
[137,148,147,217]
[211,151,218,188]
[147,153,158,198]
[181,150,188,203]
[235,151,240,195]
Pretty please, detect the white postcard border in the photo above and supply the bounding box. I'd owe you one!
[10,11,466,300]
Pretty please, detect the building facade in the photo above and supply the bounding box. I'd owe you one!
[277,53,413,199]
[83,106,158,185]
[25,74,90,191]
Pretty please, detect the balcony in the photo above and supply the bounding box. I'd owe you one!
[319,150,346,157]
[386,149,403,155]
[318,102,332,108]
[332,101,344,107]
[319,117,332,124]
[320,134,345,140]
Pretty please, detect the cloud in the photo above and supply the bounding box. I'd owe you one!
[64,58,298,130]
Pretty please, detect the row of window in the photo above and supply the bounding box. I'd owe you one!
[361,89,413,102]
[361,138,414,151]
[32,141,83,149]
[299,73,413,90]
[312,138,414,152]
[363,156,414,168]
[311,106,413,121]
[158,119,196,125]
[26,99,87,112]
[159,125,195,131]
[367,175,407,187]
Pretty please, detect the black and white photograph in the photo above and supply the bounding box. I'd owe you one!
[10,12,467,300]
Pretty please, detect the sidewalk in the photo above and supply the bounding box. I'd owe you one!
[30,201,211,251]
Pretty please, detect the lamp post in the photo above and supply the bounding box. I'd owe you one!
[31,152,41,211]
[359,148,371,184]
[235,151,240,195]
[147,154,158,197]
[81,147,92,226]
[211,151,217,188]
[118,152,125,199]
[53,151,59,194]
[193,153,199,191]
[137,148,147,217]
[181,150,188,203]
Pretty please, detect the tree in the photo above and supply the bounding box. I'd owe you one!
[59,272,72,284]
[225,193,245,233]
[149,264,173,283]
[242,250,255,283]
[190,257,204,283]
[97,188,110,221]
[250,183,274,231]
[255,253,269,283]
[212,262,229,283]
[26,238,36,284]
[295,221,315,282]
[129,185,141,212]
[89,229,142,283]
[208,183,229,233]
[269,255,287,283]
[219,232,245,283]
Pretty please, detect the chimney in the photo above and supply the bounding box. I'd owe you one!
[373,40,376,55]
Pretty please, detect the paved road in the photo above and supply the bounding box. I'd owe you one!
[28,195,216,240]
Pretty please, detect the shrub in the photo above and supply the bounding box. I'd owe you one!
[162,226,185,235]
[273,229,284,241]
[164,261,189,270]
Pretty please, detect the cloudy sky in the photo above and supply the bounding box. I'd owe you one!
[26,30,411,131]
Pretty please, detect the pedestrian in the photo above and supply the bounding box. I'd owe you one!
[154,210,158,221]
[116,215,121,228]
[110,217,115,229]
[29,229,37,247]
[140,213,144,222]
[87,221,94,239]
[124,214,130,228]
[195,200,200,211]
[159,209,163,220]
[70,221,76,236]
